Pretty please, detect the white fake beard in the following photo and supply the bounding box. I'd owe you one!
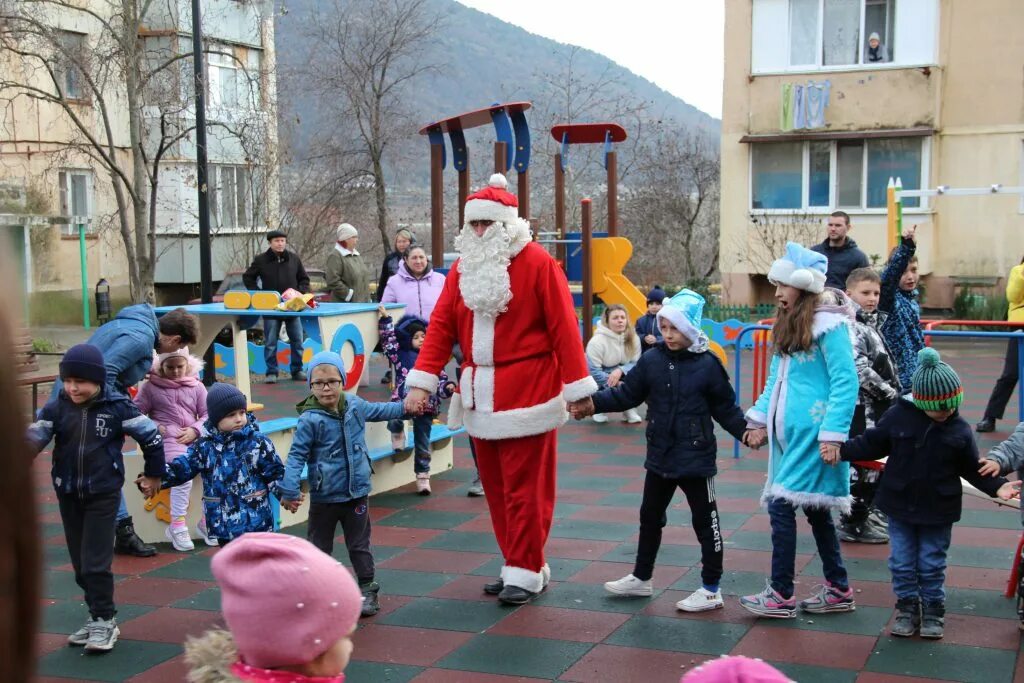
[455,222,513,318]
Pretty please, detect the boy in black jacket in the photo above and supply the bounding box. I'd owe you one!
[828,348,1018,639]
[27,345,165,653]
[571,290,751,613]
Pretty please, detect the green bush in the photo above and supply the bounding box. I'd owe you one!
[952,286,1008,323]
[32,338,57,353]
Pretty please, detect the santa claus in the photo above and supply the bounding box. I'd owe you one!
[404,173,597,604]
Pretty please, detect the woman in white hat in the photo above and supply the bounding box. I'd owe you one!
[326,223,371,303]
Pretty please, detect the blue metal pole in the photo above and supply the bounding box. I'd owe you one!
[732,324,771,458]
[1017,334,1024,423]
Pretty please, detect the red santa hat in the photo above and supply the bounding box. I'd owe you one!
[465,174,519,225]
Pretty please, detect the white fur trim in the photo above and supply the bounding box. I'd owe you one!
[745,408,767,427]
[818,430,849,443]
[768,259,826,294]
[811,312,849,339]
[541,563,551,587]
[447,396,464,429]
[503,565,545,593]
[761,484,853,516]
[473,366,495,412]
[405,369,439,394]
[472,314,495,366]
[463,393,568,440]
[459,367,475,409]
[657,307,701,346]
[505,218,533,258]
[563,376,598,402]
[465,199,519,225]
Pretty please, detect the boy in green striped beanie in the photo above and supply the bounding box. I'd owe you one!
[911,347,964,420]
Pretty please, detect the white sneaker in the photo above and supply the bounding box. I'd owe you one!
[84,617,119,652]
[604,574,653,596]
[624,408,643,423]
[416,473,432,495]
[676,587,724,612]
[166,524,194,552]
[196,517,218,547]
[592,414,609,423]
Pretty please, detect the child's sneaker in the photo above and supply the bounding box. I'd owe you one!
[623,408,643,424]
[891,597,920,637]
[799,582,856,613]
[360,581,381,617]
[84,617,119,652]
[739,582,797,618]
[416,473,431,495]
[676,587,724,612]
[166,523,195,552]
[196,517,218,547]
[391,429,407,451]
[467,476,485,497]
[603,574,654,596]
[67,618,92,646]
[920,602,945,639]
[592,414,608,423]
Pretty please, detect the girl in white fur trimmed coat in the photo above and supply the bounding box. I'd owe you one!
[586,304,642,423]
[739,242,859,619]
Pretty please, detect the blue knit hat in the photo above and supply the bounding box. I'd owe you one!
[646,286,667,305]
[305,351,346,388]
[207,383,248,425]
[656,289,705,344]
[60,343,106,385]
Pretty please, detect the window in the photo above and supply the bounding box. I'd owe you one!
[752,0,936,73]
[751,137,925,211]
[58,170,93,234]
[55,31,87,100]
[207,45,260,109]
[210,165,262,230]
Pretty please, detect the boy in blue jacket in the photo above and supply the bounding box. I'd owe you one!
[278,351,412,617]
[879,224,925,391]
[28,344,166,653]
[634,286,666,354]
[570,290,750,613]
[831,348,1018,639]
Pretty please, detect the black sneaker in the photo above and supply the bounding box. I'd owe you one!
[497,584,538,605]
[114,517,156,557]
[976,417,996,433]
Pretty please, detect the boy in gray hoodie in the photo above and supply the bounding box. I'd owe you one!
[978,424,1024,627]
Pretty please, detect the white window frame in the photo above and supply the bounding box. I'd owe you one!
[748,136,931,214]
[210,164,262,232]
[56,30,87,100]
[206,44,260,110]
[58,169,93,235]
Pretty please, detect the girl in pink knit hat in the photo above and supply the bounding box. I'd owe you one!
[185,532,363,682]
[134,348,211,551]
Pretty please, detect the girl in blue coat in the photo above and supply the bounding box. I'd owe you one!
[740,242,860,619]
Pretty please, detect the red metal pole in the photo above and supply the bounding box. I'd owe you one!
[606,150,618,237]
[458,156,469,230]
[554,153,566,267]
[518,170,530,221]
[430,143,444,265]
[582,198,593,344]
[494,141,506,175]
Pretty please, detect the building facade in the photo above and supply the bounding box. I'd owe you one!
[720,0,1024,307]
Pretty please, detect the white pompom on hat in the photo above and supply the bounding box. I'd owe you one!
[464,173,520,225]
[335,223,358,243]
[767,242,828,294]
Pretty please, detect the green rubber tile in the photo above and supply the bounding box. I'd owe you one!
[727,530,817,554]
[43,542,72,568]
[41,600,154,634]
[711,482,765,499]
[171,587,221,611]
[592,454,645,466]
[532,582,655,614]
[672,570,769,598]
[958,509,1020,530]
[469,556,505,578]
[37,638,182,682]
[548,557,592,581]
[554,502,585,519]
[558,475,629,492]
[945,587,1018,619]
[344,659,423,682]
[378,597,511,632]
[760,605,892,636]
[277,522,309,538]
[369,493,430,510]
[433,466,477,482]
[865,637,1016,683]
[146,554,214,581]
[595,491,644,507]
[42,570,83,600]
[373,569,459,596]
[729,458,769,472]
[945,544,1016,569]
[768,662,858,682]
[556,463,581,476]
[549,519,636,542]
[710,511,752,531]
[420,531,501,554]
[801,556,892,582]
[376,509,478,530]
[601,542,701,567]
[606,615,749,655]
[41,502,60,513]
[41,522,65,538]
[435,633,592,679]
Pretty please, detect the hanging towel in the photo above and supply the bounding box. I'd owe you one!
[805,80,831,128]
[781,83,795,131]
[793,85,806,130]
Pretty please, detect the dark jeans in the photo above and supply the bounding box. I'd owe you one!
[888,518,952,604]
[768,498,848,598]
[843,464,882,526]
[388,416,433,473]
[985,338,1020,420]
[264,316,304,377]
[307,497,374,583]
[58,490,120,619]
[633,471,723,587]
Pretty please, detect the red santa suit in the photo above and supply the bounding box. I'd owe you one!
[406,174,597,595]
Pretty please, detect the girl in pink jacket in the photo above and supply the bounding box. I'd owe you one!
[135,348,210,551]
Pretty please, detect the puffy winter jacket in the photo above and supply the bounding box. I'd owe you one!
[242,248,310,294]
[635,313,663,353]
[810,238,870,290]
[841,399,1007,525]
[1006,264,1024,323]
[983,420,1024,526]
[591,343,747,478]
[879,237,925,390]
[379,314,453,412]
[163,413,284,542]
[29,385,165,496]
[851,308,900,423]
[326,247,371,303]
[134,354,208,461]
[279,393,406,504]
[586,322,641,371]
[381,261,446,320]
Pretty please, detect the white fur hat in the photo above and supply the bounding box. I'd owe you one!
[464,174,520,225]
[768,242,828,294]
[335,223,358,243]
[656,289,705,344]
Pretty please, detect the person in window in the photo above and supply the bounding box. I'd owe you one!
[865,32,890,63]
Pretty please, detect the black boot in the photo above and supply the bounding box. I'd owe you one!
[976,417,996,433]
[498,584,538,605]
[891,597,920,637]
[920,602,945,639]
[360,581,381,617]
[115,516,156,557]
[483,578,504,595]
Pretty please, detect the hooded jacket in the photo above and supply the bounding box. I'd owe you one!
[879,237,925,390]
[134,353,208,461]
[28,384,165,496]
[378,314,453,412]
[851,307,900,422]
[242,248,310,295]
[380,261,446,320]
[278,393,405,504]
[810,238,870,290]
[586,321,641,371]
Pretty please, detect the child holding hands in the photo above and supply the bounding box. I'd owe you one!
[571,290,751,612]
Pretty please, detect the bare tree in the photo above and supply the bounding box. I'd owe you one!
[297,0,442,253]
[0,0,274,302]
[733,211,822,275]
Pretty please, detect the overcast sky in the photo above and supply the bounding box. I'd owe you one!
[456,0,725,118]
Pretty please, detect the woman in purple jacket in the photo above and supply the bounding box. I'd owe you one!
[380,245,446,320]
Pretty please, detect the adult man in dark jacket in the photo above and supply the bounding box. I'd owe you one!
[243,230,311,383]
[811,211,870,289]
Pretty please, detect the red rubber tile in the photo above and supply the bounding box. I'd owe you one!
[375,594,417,619]
[945,565,1012,590]
[618,479,647,493]
[36,632,70,657]
[544,538,621,560]
[454,516,498,533]
[708,497,763,513]
[952,525,1022,548]
[557,489,613,505]
[568,506,638,523]
[429,574,500,602]
[717,470,770,485]
[838,542,892,561]
[937,612,1020,650]
[370,506,399,521]
[417,496,492,512]
[566,560,682,586]
[370,525,444,547]
[351,624,473,666]
[725,548,813,574]
[560,644,705,682]
[411,669,549,682]
[118,607,223,643]
[110,552,188,576]
[556,451,604,465]
[848,580,898,608]
[856,674,949,683]
[585,465,644,479]
[489,605,630,643]
[126,655,190,683]
[379,548,493,574]
[115,577,212,606]
[642,589,755,624]
[731,626,876,669]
